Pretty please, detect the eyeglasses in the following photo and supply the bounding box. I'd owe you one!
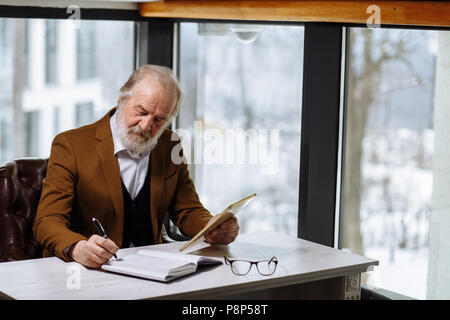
[224,256,278,276]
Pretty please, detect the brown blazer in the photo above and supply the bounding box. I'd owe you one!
[33,108,212,261]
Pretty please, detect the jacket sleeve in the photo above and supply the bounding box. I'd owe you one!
[33,133,87,261]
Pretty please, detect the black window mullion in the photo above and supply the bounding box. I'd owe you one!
[0,5,144,21]
[298,23,343,247]
[145,20,174,68]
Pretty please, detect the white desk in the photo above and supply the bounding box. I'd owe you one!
[0,232,377,300]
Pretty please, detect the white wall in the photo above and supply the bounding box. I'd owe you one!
[427,30,450,299]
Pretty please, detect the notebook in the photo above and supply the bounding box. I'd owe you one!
[101,249,221,282]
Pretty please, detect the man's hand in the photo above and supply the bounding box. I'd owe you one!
[71,235,119,268]
[204,215,239,245]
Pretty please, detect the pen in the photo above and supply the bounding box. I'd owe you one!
[92,217,118,260]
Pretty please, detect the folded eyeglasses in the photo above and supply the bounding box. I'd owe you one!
[224,256,278,276]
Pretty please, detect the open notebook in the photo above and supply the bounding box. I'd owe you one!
[101,249,222,282]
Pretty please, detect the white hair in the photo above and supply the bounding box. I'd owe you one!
[117,64,182,123]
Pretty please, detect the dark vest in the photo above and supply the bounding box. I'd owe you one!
[121,165,154,248]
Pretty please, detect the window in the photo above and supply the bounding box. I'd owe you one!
[0,18,134,159]
[75,101,94,127]
[178,23,304,236]
[76,21,96,80]
[342,27,450,299]
[53,106,60,136]
[0,19,12,70]
[24,110,40,156]
[0,111,12,164]
[45,20,58,84]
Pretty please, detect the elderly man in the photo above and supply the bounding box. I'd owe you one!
[33,65,239,268]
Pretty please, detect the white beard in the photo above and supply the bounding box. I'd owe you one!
[115,107,165,156]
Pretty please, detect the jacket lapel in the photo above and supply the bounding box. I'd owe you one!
[94,108,124,244]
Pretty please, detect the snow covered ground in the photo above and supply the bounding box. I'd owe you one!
[364,246,429,299]
[359,129,434,300]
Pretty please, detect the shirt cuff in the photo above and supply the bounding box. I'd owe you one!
[62,242,78,261]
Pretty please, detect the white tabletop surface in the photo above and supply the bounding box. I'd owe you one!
[0,231,378,300]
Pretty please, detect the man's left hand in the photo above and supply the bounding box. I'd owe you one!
[204,215,239,245]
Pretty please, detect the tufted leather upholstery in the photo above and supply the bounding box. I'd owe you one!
[0,158,48,262]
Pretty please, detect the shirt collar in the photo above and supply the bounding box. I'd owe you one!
[110,110,152,160]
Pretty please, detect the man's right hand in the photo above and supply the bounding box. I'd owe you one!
[71,235,119,269]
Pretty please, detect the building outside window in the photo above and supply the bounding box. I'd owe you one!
[24,110,40,156]
[0,18,134,161]
[0,111,12,162]
[53,105,60,136]
[45,19,58,84]
[75,101,94,127]
[76,21,96,80]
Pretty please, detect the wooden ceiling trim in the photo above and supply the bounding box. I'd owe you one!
[139,1,450,27]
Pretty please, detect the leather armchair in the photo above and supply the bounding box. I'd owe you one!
[0,158,48,262]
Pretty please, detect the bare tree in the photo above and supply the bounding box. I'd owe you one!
[342,29,419,255]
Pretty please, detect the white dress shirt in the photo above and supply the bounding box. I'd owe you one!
[110,112,153,200]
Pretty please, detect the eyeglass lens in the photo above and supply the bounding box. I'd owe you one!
[231,260,252,275]
[256,259,277,275]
